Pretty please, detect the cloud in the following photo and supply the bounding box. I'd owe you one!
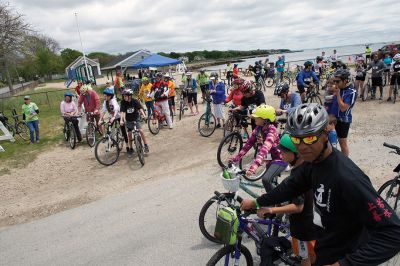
[11,0,400,54]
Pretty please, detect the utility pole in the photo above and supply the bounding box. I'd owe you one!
[74,13,90,82]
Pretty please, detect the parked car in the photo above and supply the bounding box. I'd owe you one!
[372,43,400,59]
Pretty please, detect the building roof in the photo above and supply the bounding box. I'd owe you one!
[65,56,100,71]
[101,49,152,70]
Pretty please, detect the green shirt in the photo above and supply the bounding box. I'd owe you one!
[22,102,39,122]
[197,73,209,86]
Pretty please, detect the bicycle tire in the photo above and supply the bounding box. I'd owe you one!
[378,179,399,212]
[134,134,145,166]
[179,101,184,121]
[94,136,120,166]
[63,123,68,141]
[147,114,160,135]
[307,94,323,105]
[86,123,96,147]
[206,245,253,266]
[223,116,235,137]
[116,128,124,151]
[217,132,243,168]
[362,84,369,101]
[199,193,241,244]
[198,112,216,137]
[393,83,398,104]
[16,121,29,141]
[265,77,274,88]
[68,124,76,149]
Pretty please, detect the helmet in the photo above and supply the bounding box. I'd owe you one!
[103,88,114,96]
[163,73,171,79]
[64,92,73,97]
[316,56,323,61]
[156,72,163,78]
[185,72,192,76]
[393,53,400,62]
[240,80,253,93]
[141,77,149,82]
[255,61,259,65]
[122,89,133,96]
[251,104,276,122]
[304,61,313,67]
[279,134,297,153]
[333,69,351,80]
[80,85,89,94]
[210,72,218,78]
[286,103,328,137]
[233,78,244,86]
[275,82,289,96]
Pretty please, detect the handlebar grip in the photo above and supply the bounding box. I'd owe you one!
[383,142,400,150]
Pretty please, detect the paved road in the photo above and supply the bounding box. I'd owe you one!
[0,165,262,266]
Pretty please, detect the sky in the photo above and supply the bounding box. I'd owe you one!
[10,0,400,54]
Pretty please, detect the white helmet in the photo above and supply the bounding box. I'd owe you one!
[393,53,400,62]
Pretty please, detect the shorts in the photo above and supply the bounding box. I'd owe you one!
[168,96,175,107]
[355,75,366,81]
[366,54,371,59]
[213,103,224,119]
[126,120,141,131]
[187,92,198,104]
[335,120,351,139]
[390,75,400,86]
[291,238,315,259]
[384,68,390,73]
[371,77,382,87]
[297,84,306,94]
[200,84,209,94]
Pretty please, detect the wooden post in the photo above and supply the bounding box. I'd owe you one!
[46,92,51,108]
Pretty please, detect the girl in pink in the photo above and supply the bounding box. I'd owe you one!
[60,91,82,141]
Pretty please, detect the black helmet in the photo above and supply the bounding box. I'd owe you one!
[333,69,351,80]
[316,56,323,61]
[286,103,328,137]
[275,82,289,96]
[210,72,218,78]
[156,72,163,78]
[304,61,313,67]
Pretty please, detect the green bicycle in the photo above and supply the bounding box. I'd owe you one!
[198,93,216,137]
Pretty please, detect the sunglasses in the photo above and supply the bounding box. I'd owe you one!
[290,132,322,145]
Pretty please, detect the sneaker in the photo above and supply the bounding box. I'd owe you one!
[36,140,40,143]
[387,97,392,102]
[144,144,149,153]
[216,124,221,128]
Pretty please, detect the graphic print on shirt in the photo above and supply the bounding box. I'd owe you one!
[127,107,135,114]
[283,102,291,110]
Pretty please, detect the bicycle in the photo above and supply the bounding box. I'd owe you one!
[62,115,81,149]
[85,112,101,147]
[378,142,400,214]
[304,84,322,105]
[390,72,398,104]
[198,94,216,137]
[0,109,30,141]
[94,119,120,166]
[147,102,170,135]
[205,192,297,266]
[361,76,373,102]
[265,72,291,88]
[177,86,189,121]
[127,121,145,166]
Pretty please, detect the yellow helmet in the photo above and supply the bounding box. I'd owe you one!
[251,104,276,122]
[80,84,89,94]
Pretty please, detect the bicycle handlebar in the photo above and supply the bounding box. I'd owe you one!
[383,142,400,154]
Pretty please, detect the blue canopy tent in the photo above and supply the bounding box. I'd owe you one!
[131,54,181,69]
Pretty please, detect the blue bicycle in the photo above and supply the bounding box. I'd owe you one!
[206,192,298,266]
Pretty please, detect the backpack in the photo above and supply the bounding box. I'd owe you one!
[214,207,239,245]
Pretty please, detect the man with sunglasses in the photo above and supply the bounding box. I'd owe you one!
[241,103,400,265]
[329,69,356,157]
[275,82,302,116]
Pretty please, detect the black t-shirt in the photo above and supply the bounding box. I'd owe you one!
[120,99,142,122]
[256,148,400,265]
[241,90,265,109]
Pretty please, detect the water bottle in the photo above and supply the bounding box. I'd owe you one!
[222,169,231,180]
[227,164,240,180]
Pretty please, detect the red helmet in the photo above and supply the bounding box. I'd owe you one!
[240,81,253,93]
[233,78,244,86]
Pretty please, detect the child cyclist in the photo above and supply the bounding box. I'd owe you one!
[120,89,149,157]
[231,104,287,192]
[257,134,317,266]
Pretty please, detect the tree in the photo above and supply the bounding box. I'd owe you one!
[87,52,115,66]
[0,2,31,90]
[61,48,82,69]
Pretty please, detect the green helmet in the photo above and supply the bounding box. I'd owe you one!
[279,134,297,153]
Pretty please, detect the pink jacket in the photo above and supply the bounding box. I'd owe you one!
[78,90,100,112]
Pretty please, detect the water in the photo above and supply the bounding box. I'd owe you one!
[203,42,389,71]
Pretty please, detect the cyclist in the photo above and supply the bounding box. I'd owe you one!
[60,92,82,142]
[335,58,347,70]
[231,104,287,192]
[365,45,372,63]
[253,61,263,83]
[329,69,356,157]
[164,73,176,115]
[258,134,317,266]
[275,56,285,82]
[74,81,83,96]
[226,63,233,86]
[296,61,320,102]
[77,84,102,133]
[330,49,338,68]
[354,56,368,96]
[366,54,385,100]
[114,71,125,94]
[225,78,244,106]
[275,82,302,116]
[197,70,209,104]
[387,53,400,101]
[138,77,154,118]
[151,72,173,129]
[120,89,149,156]
[383,54,393,87]
[232,64,239,79]
[241,103,400,265]
[183,72,199,115]
[208,72,226,128]
[313,56,324,80]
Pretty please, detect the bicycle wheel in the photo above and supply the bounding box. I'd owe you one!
[223,116,235,137]
[179,100,184,121]
[147,114,160,135]
[362,84,370,101]
[217,132,243,168]
[94,136,120,166]
[307,94,323,105]
[378,179,399,213]
[63,124,68,141]
[116,128,124,151]
[68,124,76,149]
[86,123,96,147]
[16,121,29,141]
[134,133,145,166]
[206,245,253,266]
[199,193,240,243]
[198,112,216,137]
[265,77,274,88]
